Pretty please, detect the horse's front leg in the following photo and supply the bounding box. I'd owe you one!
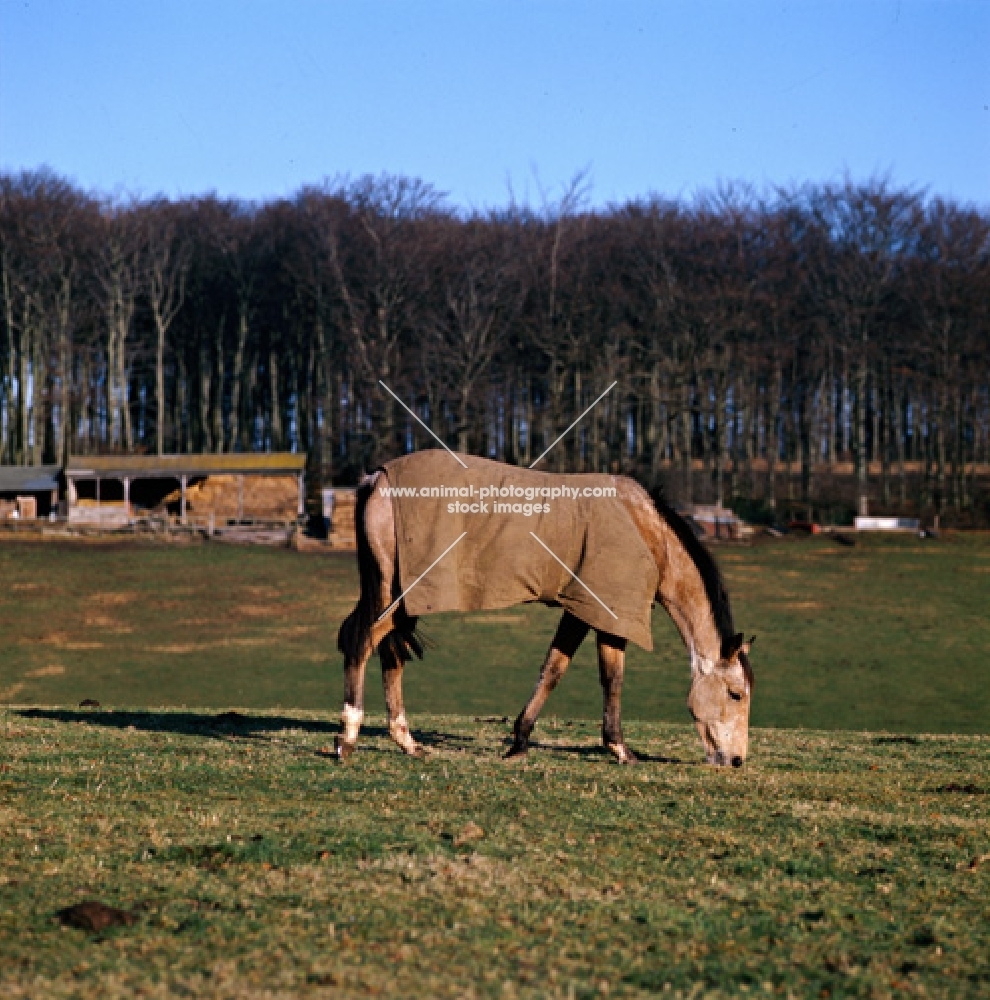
[381,639,423,757]
[597,630,637,764]
[506,612,589,759]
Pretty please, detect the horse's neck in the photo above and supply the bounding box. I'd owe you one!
[656,524,722,671]
[616,481,722,670]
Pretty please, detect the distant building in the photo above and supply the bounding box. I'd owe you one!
[65,453,307,529]
[680,504,750,541]
[0,465,61,520]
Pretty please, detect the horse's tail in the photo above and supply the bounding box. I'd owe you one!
[337,476,381,663]
[337,473,425,664]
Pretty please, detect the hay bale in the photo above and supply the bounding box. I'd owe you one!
[16,496,37,520]
[160,475,299,522]
[328,488,357,548]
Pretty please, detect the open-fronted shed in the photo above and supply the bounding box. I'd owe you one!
[65,453,307,528]
[0,465,62,520]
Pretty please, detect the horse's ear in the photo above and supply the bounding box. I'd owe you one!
[723,632,745,659]
[745,635,756,654]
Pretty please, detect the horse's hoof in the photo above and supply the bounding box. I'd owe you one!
[335,736,356,761]
[502,746,529,764]
[608,743,639,765]
[402,742,425,758]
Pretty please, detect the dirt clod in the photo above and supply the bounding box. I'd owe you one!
[78,699,101,708]
[56,901,136,932]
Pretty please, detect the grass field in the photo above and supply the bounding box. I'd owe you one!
[1,710,988,998]
[1,533,989,997]
[1,532,989,731]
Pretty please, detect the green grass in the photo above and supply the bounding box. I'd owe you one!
[2,535,989,996]
[1,709,988,998]
[1,532,989,732]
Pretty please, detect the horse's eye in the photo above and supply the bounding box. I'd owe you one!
[728,690,743,702]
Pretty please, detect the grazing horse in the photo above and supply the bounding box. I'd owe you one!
[337,458,754,766]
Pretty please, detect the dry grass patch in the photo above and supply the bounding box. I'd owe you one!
[83,615,133,633]
[238,604,280,618]
[146,642,211,654]
[24,664,65,678]
[22,632,103,651]
[87,591,138,606]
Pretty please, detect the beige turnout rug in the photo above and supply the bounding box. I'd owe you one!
[384,452,659,650]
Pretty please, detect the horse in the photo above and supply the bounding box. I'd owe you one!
[336,458,754,767]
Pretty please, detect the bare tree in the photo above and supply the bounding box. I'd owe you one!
[138,200,192,455]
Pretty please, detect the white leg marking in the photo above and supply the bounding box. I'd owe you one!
[342,703,364,743]
[388,712,421,755]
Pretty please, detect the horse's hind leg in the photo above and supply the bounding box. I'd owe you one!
[505,611,589,759]
[336,474,397,760]
[597,630,637,764]
[381,642,423,756]
[336,646,372,760]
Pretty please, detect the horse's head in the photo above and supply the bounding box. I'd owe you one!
[687,632,754,767]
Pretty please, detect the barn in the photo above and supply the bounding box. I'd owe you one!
[0,465,61,521]
[64,453,307,530]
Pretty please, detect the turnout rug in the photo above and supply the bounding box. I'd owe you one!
[383,452,659,650]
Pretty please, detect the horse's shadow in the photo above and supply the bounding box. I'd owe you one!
[14,708,472,752]
[14,709,687,763]
[526,741,689,766]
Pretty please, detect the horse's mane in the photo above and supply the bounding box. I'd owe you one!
[648,488,738,660]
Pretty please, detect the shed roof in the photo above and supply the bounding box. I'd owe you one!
[0,465,61,493]
[66,453,306,478]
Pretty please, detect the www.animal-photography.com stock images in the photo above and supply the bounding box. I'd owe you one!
[1,2,988,998]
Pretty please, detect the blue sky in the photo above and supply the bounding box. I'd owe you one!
[1,0,987,209]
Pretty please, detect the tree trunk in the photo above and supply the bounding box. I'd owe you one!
[681,374,693,504]
[228,308,249,452]
[1,263,13,463]
[895,377,907,508]
[155,314,166,455]
[269,348,282,450]
[854,349,869,517]
[175,356,187,453]
[200,345,212,453]
[213,316,226,454]
[713,365,728,507]
[19,303,30,464]
[767,361,782,511]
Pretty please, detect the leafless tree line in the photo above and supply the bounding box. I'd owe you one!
[2,169,988,522]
